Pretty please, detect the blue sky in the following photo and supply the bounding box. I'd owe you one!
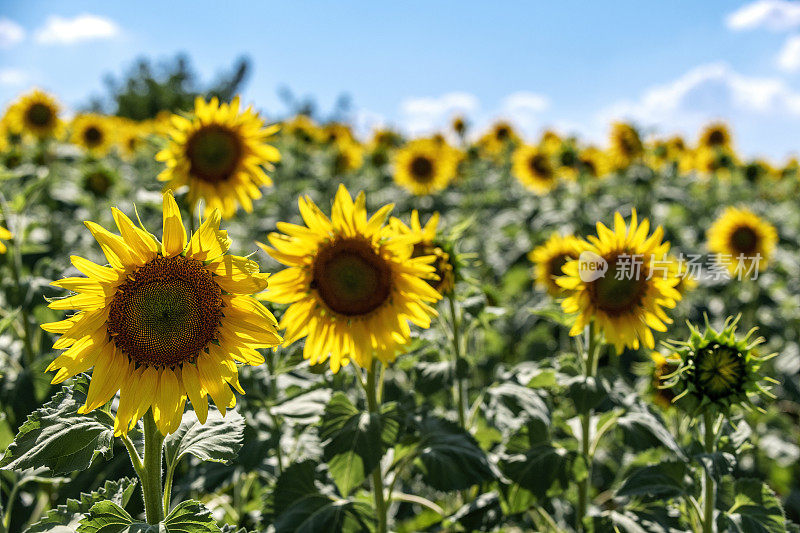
[2,0,800,159]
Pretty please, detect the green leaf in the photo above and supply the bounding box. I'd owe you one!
[26,478,138,533]
[161,500,223,532]
[565,376,606,415]
[616,461,688,500]
[450,492,502,532]
[77,500,151,533]
[78,499,222,533]
[718,479,786,533]
[483,383,550,438]
[617,411,685,458]
[694,451,736,481]
[163,407,244,470]
[0,374,115,475]
[500,444,570,500]
[319,393,401,496]
[273,460,375,533]
[411,416,495,491]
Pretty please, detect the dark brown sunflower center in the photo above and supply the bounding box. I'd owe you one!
[495,127,510,140]
[26,103,54,128]
[588,255,648,315]
[730,226,759,255]
[187,125,242,183]
[529,154,553,178]
[409,156,435,182]
[693,344,746,400]
[547,253,571,278]
[107,255,223,367]
[83,126,103,146]
[312,238,392,316]
[707,129,726,146]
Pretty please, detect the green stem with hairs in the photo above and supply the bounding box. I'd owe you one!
[448,294,467,429]
[0,199,34,367]
[703,411,717,533]
[141,410,165,524]
[576,322,599,531]
[365,360,388,533]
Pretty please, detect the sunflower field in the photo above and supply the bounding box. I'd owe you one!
[0,85,799,533]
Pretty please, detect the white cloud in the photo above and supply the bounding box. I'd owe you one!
[597,62,800,157]
[34,14,119,45]
[778,34,800,71]
[0,68,28,86]
[726,0,800,31]
[0,18,25,48]
[399,92,479,136]
[500,91,550,131]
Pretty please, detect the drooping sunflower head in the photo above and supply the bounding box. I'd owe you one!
[661,315,776,415]
[608,122,644,170]
[698,122,733,150]
[42,193,281,436]
[528,233,581,296]
[394,138,458,195]
[707,207,777,275]
[557,210,683,354]
[156,96,280,219]
[0,225,12,254]
[512,145,558,193]
[5,89,62,139]
[71,114,114,156]
[391,210,456,296]
[259,185,442,372]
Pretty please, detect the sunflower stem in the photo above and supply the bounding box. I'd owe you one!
[576,322,599,531]
[448,294,467,429]
[141,409,165,524]
[702,411,717,533]
[366,360,388,533]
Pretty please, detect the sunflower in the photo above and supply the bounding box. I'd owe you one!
[452,115,467,136]
[661,316,776,415]
[393,138,458,195]
[698,122,732,150]
[512,145,558,193]
[478,121,520,156]
[156,97,280,219]
[539,129,563,153]
[323,122,354,145]
[71,114,114,156]
[707,207,777,276]
[691,146,737,179]
[557,210,682,353]
[41,193,281,436]
[578,146,611,178]
[650,351,681,409]
[740,159,778,183]
[282,115,322,144]
[332,139,364,174]
[391,210,455,295]
[0,225,12,254]
[116,118,147,159]
[259,185,442,372]
[528,233,581,296]
[608,122,643,170]
[5,89,62,139]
